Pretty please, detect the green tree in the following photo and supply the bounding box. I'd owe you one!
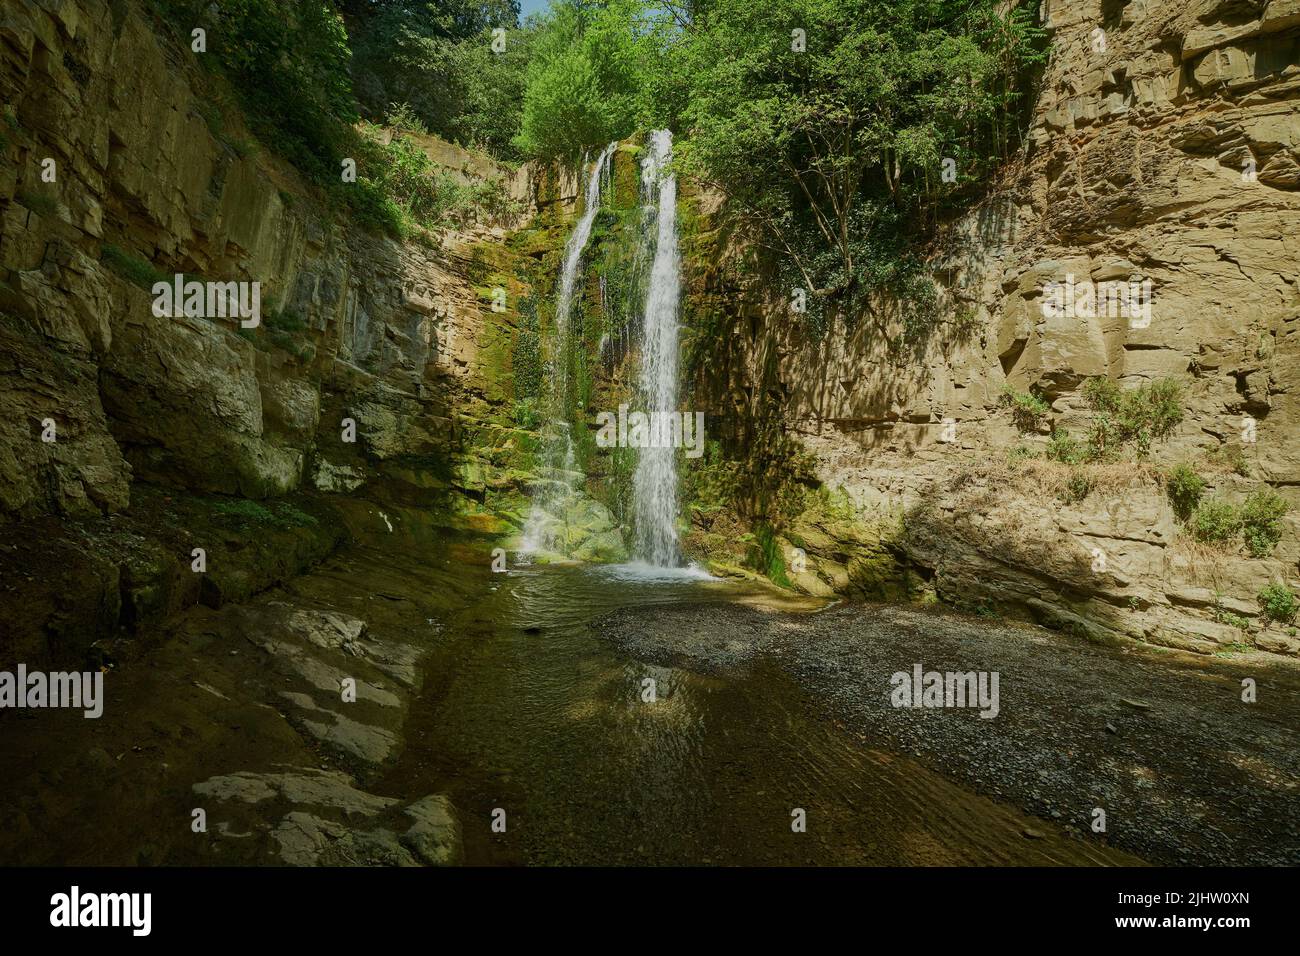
[660,0,1045,337]
[159,0,357,178]
[347,1,526,155]
[513,0,654,159]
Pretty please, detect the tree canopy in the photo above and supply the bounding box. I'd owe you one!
[152,0,1047,328]
[659,0,1046,335]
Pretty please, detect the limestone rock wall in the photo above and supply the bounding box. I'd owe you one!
[0,0,527,519]
[690,0,1300,655]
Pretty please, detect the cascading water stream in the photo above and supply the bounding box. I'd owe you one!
[632,129,683,567]
[521,143,616,556]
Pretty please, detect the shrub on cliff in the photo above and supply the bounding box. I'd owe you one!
[1001,385,1051,433]
[1044,431,1086,465]
[1258,583,1298,624]
[1165,463,1206,521]
[1186,488,1290,557]
[335,116,517,236]
[1064,468,1092,503]
[1191,499,1242,545]
[1241,488,1290,558]
[1082,377,1183,459]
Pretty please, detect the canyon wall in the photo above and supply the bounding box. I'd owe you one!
[3,0,1298,665]
[0,0,558,665]
[684,0,1300,656]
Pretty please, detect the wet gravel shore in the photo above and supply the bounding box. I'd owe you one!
[596,600,1300,866]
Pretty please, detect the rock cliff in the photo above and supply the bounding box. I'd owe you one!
[2,0,1298,666]
[681,0,1300,656]
[0,0,557,666]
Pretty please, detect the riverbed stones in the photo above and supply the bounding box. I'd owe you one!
[193,768,397,816]
[194,768,461,866]
[597,599,1300,865]
[281,606,367,652]
[279,692,400,768]
[401,795,462,866]
[273,813,415,867]
[224,599,418,769]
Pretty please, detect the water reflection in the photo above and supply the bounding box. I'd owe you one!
[376,559,1134,866]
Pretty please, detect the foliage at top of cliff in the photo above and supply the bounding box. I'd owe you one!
[343,0,527,159]
[156,0,356,178]
[150,0,522,237]
[509,0,1048,341]
[664,0,1047,339]
[150,0,1045,331]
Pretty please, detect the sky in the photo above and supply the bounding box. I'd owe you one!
[518,0,551,20]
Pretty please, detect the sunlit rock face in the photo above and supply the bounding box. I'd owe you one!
[679,0,1300,655]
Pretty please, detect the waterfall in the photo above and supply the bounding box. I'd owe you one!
[632,129,683,566]
[521,143,616,557]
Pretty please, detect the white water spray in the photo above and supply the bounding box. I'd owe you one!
[632,129,683,566]
[521,143,616,556]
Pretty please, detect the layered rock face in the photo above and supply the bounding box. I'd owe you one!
[4,0,1297,662]
[0,0,547,664]
[0,0,537,514]
[688,0,1300,655]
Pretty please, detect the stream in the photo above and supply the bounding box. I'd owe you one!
[373,546,1136,865]
[9,524,1295,866]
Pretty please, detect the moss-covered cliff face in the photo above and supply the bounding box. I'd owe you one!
[492,136,663,562]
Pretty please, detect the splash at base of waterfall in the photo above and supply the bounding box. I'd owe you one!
[520,143,619,561]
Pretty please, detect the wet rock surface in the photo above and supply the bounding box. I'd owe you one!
[598,601,1300,866]
[0,532,481,866]
[193,769,459,866]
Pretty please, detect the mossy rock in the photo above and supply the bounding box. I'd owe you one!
[907,570,939,606]
[572,529,629,563]
[704,559,762,581]
[846,550,909,600]
[455,458,489,492]
[785,519,838,554]
[451,511,511,536]
[509,225,567,259]
[488,468,538,492]
[377,462,452,491]
[789,568,837,597]
[562,497,617,537]
[495,507,529,530]
[611,142,643,209]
